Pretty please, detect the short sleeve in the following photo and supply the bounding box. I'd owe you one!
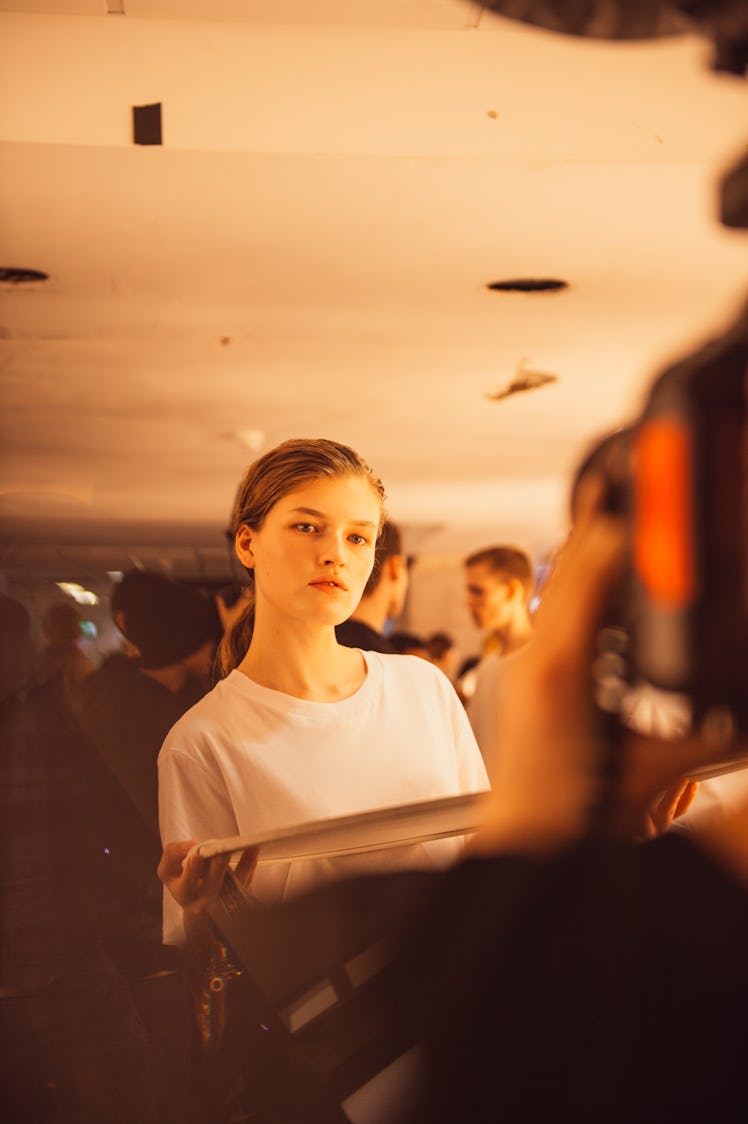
[157,734,239,944]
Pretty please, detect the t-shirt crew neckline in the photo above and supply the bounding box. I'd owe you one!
[227,648,378,720]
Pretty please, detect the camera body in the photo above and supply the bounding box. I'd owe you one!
[596,308,748,745]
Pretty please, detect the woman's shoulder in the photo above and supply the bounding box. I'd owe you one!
[159,672,242,756]
[374,650,454,693]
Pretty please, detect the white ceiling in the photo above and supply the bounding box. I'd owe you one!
[1,0,748,579]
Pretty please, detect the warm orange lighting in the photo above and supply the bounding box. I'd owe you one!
[634,420,695,608]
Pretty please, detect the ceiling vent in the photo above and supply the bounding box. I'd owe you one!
[486,278,568,293]
[0,267,49,285]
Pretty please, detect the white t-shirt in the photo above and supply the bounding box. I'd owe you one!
[466,651,518,783]
[158,650,488,943]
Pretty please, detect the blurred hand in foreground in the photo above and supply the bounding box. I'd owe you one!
[471,481,724,857]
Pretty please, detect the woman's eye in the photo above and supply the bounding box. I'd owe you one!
[294,522,317,533]
[349,534,367,545]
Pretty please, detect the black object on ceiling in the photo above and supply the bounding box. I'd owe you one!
[486,279,568,293]
[132,103,163,146]
[0,267,49,284]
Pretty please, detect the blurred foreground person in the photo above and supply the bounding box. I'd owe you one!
[417,5,748,1111]
[403,469,748,1120]
[0,595,166,1124]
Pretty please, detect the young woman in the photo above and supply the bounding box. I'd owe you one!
[158,438,488,944]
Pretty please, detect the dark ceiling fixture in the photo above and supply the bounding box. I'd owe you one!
[133,103,163,146]
[486,359,559,401]
[486,278,568,293]
[0,267,49,284]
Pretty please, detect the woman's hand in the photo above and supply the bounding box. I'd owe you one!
[158,842,258,1049]
[158,841,258,934]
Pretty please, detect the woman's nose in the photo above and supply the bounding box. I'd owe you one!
[320,533,345,566]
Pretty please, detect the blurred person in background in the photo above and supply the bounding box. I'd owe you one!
[35,598,93,714]
[0,593,174,1124]
[336,519,409,654]
[464,545,535,661]
[74,571,225,1122]
[77,570,223,1020]
[426,631,457,679]
[463,545,535,776]
[389,630,430,658]
[82,569,223,839]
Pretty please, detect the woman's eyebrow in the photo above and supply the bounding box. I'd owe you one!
[289,506,377,528]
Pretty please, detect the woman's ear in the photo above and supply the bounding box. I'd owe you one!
[234,524,255,568]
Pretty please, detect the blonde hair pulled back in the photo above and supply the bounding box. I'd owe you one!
[217,438,386,677]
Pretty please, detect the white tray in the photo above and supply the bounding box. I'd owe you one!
[196,790,489,862]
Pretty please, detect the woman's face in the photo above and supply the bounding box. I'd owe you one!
[235,473,381,629]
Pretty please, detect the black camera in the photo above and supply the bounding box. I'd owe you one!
[592,304,748,750]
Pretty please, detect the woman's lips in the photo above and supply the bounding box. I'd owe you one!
[309,579,348,592]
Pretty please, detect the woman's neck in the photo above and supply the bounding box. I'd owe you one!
[237,619,366,702]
